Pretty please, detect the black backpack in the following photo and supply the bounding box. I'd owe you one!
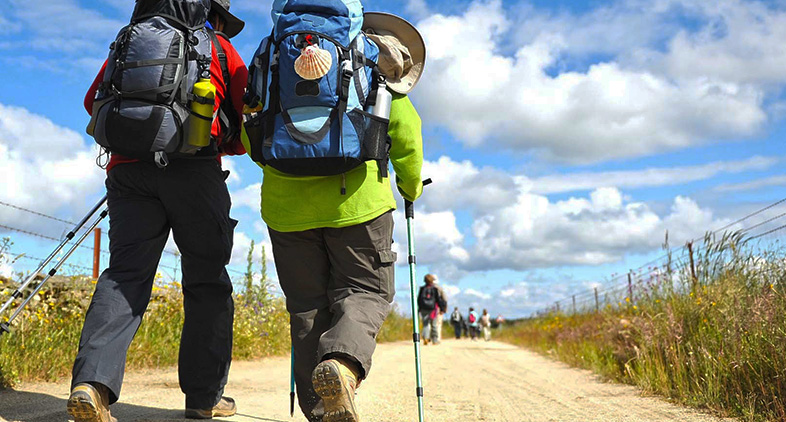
[87,0,214,167]
[418,285,438,311]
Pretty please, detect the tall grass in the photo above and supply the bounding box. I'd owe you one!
[498,233,786,421]
[0,274,292,386]
[0,235,418,387]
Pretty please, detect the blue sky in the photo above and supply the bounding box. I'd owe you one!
[3,0,786,318]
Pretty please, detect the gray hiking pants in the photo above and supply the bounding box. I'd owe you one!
[420,310,438,343]
[268,211,396,421]
[71,160,236,410]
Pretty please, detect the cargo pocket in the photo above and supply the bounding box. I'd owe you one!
[222,218,239,265]
[378,249,397,303]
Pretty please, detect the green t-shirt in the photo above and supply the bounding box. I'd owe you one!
[242,93,424,232]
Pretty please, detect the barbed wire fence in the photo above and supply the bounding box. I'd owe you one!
[0,200,247,282]
[535,196,786,317]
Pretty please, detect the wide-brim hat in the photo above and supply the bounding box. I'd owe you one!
[363,12,426,94]
[211,0,245,38]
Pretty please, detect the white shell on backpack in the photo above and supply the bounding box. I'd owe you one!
[294,45,333,80]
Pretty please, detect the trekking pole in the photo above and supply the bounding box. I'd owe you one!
[0,197,108,336]
[405,178,431,422]
[290,345,295,417]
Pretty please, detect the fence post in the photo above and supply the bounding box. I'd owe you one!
[627,272,633,304]
[687,241,697,290]
[572,295,576,314]
[92,228,101,279]
[594,287,599,313]
[555,302,560,313]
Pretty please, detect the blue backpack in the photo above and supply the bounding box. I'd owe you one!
[244,0,390,181]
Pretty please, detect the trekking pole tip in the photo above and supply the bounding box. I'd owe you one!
[0,322,10,336]
[290,392,295,417]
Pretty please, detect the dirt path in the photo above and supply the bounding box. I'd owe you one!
[0,339,734,422]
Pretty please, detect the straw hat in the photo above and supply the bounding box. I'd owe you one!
[211,0,245,38]
[363,12,426,94]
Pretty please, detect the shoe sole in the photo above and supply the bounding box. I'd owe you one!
[312,361,359,422]
[67,393,104,422]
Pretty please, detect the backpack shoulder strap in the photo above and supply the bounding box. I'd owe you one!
[207,29,240,143]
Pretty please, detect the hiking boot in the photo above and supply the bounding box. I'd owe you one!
[184,396,237,419]
[67,383,117,422]
[312,358,360,422]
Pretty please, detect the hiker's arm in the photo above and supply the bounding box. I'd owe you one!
[84,61,108,115]
[219,44,249,156]
[388,94,423,202]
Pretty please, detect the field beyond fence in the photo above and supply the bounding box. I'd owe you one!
[0,270,413,389]
[498,232,786,422]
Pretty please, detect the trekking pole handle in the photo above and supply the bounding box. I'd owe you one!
[404,179,432,219]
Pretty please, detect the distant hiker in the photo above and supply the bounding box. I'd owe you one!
[418,274,447,345]
[481,309,492,341]
[69,1,247,421]
[241,4,426,422]
[433,276,447,343]
[468,307,480,340]
[450,307,463,339]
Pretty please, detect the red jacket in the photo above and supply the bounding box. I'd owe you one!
[85,33,248,171]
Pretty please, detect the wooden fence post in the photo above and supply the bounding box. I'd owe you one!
[92,228,101,279]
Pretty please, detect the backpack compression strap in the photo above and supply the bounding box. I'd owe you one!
[208,29,241,145]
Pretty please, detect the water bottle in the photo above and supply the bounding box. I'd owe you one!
[187,78,216,148]
[368,76,392,119]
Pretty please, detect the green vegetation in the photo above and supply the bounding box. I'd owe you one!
[498,233,786,422]
[0,236,415,387]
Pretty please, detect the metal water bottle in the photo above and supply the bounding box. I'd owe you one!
[368,76,392,119]
[188,78,216,147]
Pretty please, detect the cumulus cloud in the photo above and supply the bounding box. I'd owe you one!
[412,157,732,272]
[231,183,262,212]
[413,0,773,163]
[0,103,105,233]
[661,0,786,85]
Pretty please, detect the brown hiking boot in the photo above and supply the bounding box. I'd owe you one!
[312,358,360,422]
[184,396,237,419]
[67,383,117,422]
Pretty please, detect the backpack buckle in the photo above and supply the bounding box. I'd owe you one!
[341,60,353,78]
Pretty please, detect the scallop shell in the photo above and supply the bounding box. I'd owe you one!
[294,45,333,80]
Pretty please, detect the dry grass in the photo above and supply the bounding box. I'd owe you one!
[499,233,786,422]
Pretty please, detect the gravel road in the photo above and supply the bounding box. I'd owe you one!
[0,339,734,421]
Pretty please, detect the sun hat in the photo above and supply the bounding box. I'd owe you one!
[363,12,426,94]
[211,0,245,38]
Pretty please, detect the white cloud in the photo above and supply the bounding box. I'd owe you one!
[405,0,431,21]
[0,103,105,233]
[715,175,786,193]
[6,0,125,54]
[530,156,778,194]
[221,156,242,185]
[229,231,274,270]
[419,157,518,212]
[231,183,262,211]
[413,0,772,163]
[392,209,469,275]
[413,157,733,272]
[660,0,786,85]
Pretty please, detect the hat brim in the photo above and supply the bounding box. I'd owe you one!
[212,3,245,38]
[363,12,426,95]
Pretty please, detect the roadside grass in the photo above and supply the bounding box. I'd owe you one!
[0,274,292,386]
[0,274,416,387]
[497,233,786,422]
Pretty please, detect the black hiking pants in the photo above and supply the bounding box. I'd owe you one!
[268,211,397,421]
[71,160,237,410]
